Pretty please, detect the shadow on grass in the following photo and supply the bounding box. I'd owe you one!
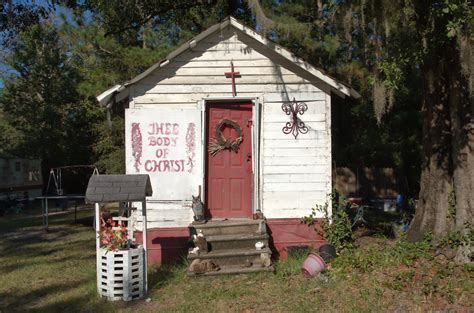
[0,240,95,274]
[0,278,107,313]
[148,257,189,290]
[0,210,95,235]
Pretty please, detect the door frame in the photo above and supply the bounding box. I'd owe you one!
[200,96,262,218]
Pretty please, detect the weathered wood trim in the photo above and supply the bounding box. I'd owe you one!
[141,75,311,86]
[133,92,326,105]
[200,100,206,204]
[326,93,333,215]
[128,85,135,109]
[136,84,321,95]
[203,96,259,215]
[258,96,265,212]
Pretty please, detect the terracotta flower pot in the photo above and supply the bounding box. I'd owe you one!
[301,252,326,277]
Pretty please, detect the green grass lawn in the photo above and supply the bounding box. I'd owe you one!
[0,209,472,312]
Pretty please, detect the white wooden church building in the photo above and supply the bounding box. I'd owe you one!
[98,17,359,263]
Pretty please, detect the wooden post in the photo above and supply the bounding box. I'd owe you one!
[141,201,148,294]
[45,198,49,229]
[74,202,77,224]
[95,202,101,292]
[42,198,45,229]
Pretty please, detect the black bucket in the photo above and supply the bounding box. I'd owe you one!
[319,244,337,263]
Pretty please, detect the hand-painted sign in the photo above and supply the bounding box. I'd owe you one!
[125,108,202,200]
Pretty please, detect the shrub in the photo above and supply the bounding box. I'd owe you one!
[302,193,354,252]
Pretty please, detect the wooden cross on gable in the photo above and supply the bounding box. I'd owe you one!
[224,61,241,97]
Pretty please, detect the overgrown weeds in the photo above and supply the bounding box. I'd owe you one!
[330,234,432,275]
[302,193,354,252]
[274,254,306,278]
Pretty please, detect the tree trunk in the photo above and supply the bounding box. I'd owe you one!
[407,64,453,243]
[448,42,474,234]
[408,40,473,244]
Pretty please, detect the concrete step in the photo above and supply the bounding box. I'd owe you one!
[187,264,274,277]
[191,219,266,236]
[206,233,269,251]
[188,247,272,267]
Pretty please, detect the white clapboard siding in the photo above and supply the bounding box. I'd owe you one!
[263,156,329,166]
[173,50,269,61]
[264,103,326,114]
[264,104,327,115]
[262,147,328,157]
[141,75,310,85]
[264,182,327,192]
[261,93,326,103]
[162,59,281,68]
[261,90,331,218]
[129,28,332,224]
[262,198,321,211]
[263,138,328,148]
[189,40,262,51]
[133,203,193,230]
[263,123,327,134]
[135,83,320,95]
[198,34,240,43]
[263,130,327,140]
[263,173,328,183]
[133,103,199,109]
[133,92,324,105]
[264,113,326,123]
[142,65,296,77]
[264,165,327,174]
[263,190,327,200]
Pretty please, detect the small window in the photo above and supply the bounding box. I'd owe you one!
[15,162,21,172]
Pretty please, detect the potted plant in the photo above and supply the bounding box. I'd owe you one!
[97,216,145,301]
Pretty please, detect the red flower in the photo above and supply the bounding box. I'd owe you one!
[98,213,132,252]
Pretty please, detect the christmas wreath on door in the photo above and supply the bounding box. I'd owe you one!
[208,119,243,156]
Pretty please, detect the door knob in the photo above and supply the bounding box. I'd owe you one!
[246,152,252,162]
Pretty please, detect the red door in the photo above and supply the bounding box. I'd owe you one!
[205,101,253,218]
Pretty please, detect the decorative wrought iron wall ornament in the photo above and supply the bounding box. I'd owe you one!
[281,98,309,139]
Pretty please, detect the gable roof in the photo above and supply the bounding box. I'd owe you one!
[85,174,153,203]
[97,16,360,106]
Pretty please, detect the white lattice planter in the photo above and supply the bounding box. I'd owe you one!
[98,246,145,301]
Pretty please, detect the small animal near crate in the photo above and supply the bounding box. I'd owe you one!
[98,246,145,301]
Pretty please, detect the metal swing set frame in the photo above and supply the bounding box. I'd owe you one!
[40,165,99,229]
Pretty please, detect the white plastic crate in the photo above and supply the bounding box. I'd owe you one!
[98,246,144,301]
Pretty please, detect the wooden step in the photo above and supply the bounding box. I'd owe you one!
[188,247,271,266]
[191,219,266,236]
[206,233,269,250]
[187,218,272,276]
[187,264,274,277]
